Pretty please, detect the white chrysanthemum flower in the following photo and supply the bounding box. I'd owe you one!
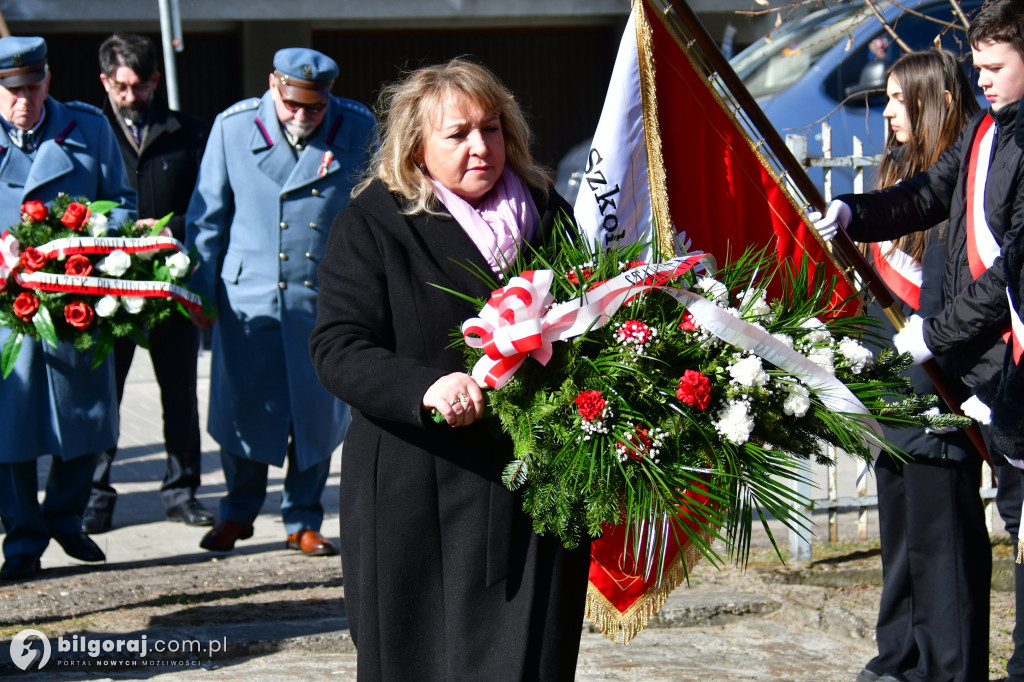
[86,213,108,237]
[715,400,755,444]
[94,295,119,318]
[166,252,191,279]
[807,347,835,375]
[728,355,769,387]
[738,289,771,318]
[838,337,873,374]
[772,333,794,349]
[800,317,832,344]
[783,384,811,417]
[697,277,730,306]
[123,296,146,314]
[97,249,131,277]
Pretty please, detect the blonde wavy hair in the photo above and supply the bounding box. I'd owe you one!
[353,57,552,214]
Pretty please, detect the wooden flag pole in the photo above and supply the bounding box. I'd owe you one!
[660,0,991,465]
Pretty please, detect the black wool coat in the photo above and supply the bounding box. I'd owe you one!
[310,178,591,681]
[104,92,206,241]
[838,103,1024,398]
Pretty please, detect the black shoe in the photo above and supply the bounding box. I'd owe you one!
[0,555,41,581]
[51,531,105,562]
[82,508,112,535]
[855,669,880,682]
[166,499,214,527]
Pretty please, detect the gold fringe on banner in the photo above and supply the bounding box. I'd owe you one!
[584,528,713,645]
[1017,538,1024,565]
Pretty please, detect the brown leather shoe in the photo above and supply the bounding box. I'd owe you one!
[285,529,338,557]
[199,520,254,552]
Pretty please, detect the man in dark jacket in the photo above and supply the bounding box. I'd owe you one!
[814,2,1024,678]
[82,33,212,534]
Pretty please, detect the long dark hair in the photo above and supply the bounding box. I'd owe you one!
[873,49,979,262]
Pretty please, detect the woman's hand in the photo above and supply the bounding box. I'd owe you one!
[423,372,486,427]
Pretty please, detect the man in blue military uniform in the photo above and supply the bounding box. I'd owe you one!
[186,47,376,556]
[0,36,136,581]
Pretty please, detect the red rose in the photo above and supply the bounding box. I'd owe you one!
[676,369,713,410]
[60,202,91,231]
[574,389,607,422]
[64,301,95,330]
[19,246,48,273]
[12,292,39,321]
[21,200,48,222]
[65,254,94,277]
[678,311,697,331]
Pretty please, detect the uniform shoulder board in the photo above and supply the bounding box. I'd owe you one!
[65,101,104,117]
[336,98,375,123]
[222,98,261,118]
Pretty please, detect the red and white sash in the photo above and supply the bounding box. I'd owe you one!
[965,114,1018,359]
[966,115,999,277]
[1008,288,1024,365]
[871,242,921,310]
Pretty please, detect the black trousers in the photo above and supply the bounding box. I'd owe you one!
[867,453,990,682]
[89,313,202,513]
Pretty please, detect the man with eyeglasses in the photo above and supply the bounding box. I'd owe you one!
[0,36,136,581]
[79,34,211,536]
[185,48,377,558]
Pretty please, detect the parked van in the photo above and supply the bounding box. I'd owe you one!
[729,0,986,195]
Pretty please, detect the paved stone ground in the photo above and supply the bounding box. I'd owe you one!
[0,349,1017,681]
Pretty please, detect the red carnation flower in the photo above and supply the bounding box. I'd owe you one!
[12,292,39,321]
[60,202,90,231]
[19,247,48,273]
[574,389,607,421]
[566,268,594,286]
[678,311,697,331]
[676,369,713,410]
[65,254,94,277]
[64,301,95,330]
[21,200,47,223]
[616,319,652,345]
[618,424,653,461]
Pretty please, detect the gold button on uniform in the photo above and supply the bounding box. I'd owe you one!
[278,282,287,289]
[311,189,320,197]
[304,252,313,259]
[279,253,288,260]
[304,280,314,288]
[280,221,288,229]
[309,222,317,229]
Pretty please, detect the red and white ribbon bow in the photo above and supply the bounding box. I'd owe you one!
[462,255,706,388]
[0,231,20,292]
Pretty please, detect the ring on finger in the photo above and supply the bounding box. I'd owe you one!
[449,399,460,407]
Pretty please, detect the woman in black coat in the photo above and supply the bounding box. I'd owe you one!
[309,58,591,681]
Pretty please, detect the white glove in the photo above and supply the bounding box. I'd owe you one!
[893,314,934,365]
[808,200,851,242]
[960,395,991,425]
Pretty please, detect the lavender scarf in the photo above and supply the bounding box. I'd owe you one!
[431,168,538,278]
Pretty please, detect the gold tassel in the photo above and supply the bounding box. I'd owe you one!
[1016,538,1024,565]
[585,527,713,645]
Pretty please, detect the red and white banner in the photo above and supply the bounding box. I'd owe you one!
[570,0,860,643]
[573,0,856,311]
